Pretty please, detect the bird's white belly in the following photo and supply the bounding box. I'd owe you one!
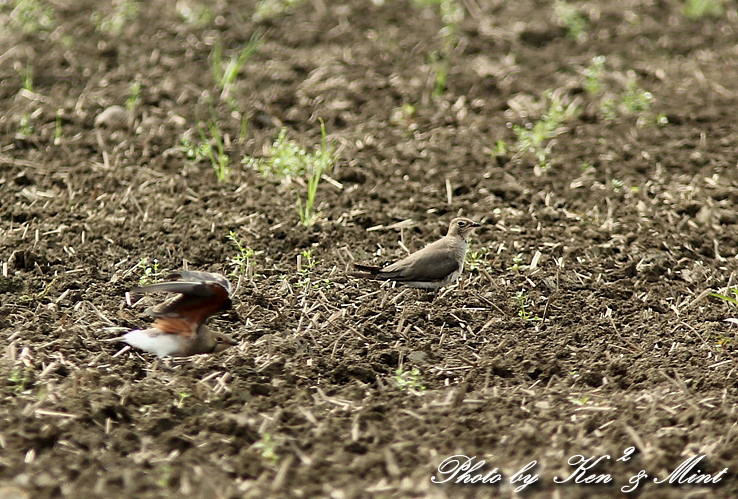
[123,329,183,358]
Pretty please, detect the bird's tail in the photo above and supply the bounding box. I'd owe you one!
[348,263,385,280]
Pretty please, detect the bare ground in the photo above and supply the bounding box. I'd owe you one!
[2,0,738,497]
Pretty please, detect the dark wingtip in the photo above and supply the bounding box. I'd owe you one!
[352,263,383,272]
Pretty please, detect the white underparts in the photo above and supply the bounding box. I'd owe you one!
[122,329,182,358]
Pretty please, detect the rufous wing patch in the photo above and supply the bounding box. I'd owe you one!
[152,316,197,338]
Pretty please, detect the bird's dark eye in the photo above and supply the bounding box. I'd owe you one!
[216,337,223,343]
[457,221,464,226]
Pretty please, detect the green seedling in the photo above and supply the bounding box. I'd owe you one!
[621,78,651,114]
[600,96,618,121]
[314,279,331,290]
[603,77,651,122]
[412,0,463,43]
[154,464,173,488]
[715,336,731,348]
[227,231,254,276]
[211,32,261,100]
[711,288,738,306]
[180,135,210,161]
[138,258,161,286]
[296,122,330,226]
[392,367,426,391]
[7,368,30,394]
[492,140,508,156]
[54,110,63,145]
[515,290,541,322]
[682,0,724,19]
[568,395,589,406]
[298,249,315,274]
[554,0,587,41]
[291,249,318,289]
[294,251,321,289]
[196,111,230,182]
[18,63,33,91]
[412,0,462,95]
[507,253,524,271]
[244,128,305,179]
[19,277,57,302]
[177,1,213,26]
[294,277,331,290]
[126,81,141,111]
[512,91,579,169]
[412,0,462,23]
[253,434,280,464]
[93,0,138,35]
[253,0,302,21]
[390,103,416,129]
[583,56,605,95]
[427,51,449,98]
[297,159,322,226]
[580,161,594,171]
[16,113,33,138]
[238,116,249,143]
[8,0,54,34]
[582,58,658,124]
[466,245,491,273]
[174,392,190,408]
[433,59,448,98]
[244,121,334,226]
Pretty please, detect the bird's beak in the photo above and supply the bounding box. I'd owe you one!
[471,222,481,228]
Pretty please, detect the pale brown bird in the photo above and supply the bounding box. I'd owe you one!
[122,270,238,358]
[349,217,481,289]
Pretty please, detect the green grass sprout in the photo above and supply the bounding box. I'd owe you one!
[244,120,335,226]
[196,108,230,182]
[393,367,426,391]
[227,231,255,276]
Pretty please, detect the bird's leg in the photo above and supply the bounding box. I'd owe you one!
[149,357,175,374]
[417,288,437,302]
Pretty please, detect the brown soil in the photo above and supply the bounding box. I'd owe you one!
[2,0,738,497]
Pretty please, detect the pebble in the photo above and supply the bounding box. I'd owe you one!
[94,105,130,128]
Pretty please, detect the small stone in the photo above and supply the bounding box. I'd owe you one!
[94,105,130,128]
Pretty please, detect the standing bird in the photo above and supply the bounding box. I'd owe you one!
[122,270,238,358]
[349,217,481,289]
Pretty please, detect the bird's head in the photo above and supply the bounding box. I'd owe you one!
[448,217,481,239]
[210,332,238,353]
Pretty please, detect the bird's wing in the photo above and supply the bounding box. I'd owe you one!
[382,244,460,283]
[165,270,232,293]
[150,316,199,339]
[132,281,210,296]
[132,271,232,327]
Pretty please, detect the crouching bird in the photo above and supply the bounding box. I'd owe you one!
[122,270,238,358]
[349,217,481,289]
